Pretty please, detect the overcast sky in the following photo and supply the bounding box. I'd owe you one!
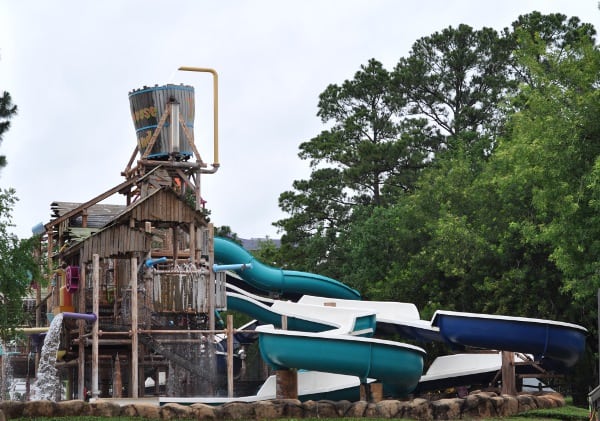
[0,1,598,240]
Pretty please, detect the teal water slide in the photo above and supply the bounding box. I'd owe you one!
[214,237,361,300]
[225,284,377,336]
[215,237,426,395]
[256,325,426,396]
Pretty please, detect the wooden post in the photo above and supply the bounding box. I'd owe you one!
[275,369,298,399]
[25,340,31,400]
[131,256,139,398]
[189,222,196,264]
[172,226,179,264]
[195,167,202,211]
[154,368,160,395]
[227,314,234,398]
[78,259,86,400]
[501,351,516,395]
[47,232,53,276]
[207,224,215,332]
[206,224,216,396]
[113,354,122,398]
[0,355,5,400]
[92,254,99,399]
[360,382,383,402]
[33,242,42,327]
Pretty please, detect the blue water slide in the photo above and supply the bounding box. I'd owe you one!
[214,237,361,300]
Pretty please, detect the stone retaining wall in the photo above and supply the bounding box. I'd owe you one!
[0,391,564,421]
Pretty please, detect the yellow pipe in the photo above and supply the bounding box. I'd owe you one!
[178,66,220,169]
[18,327,50,334]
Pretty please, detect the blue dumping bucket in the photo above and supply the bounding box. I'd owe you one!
[129,84,195,160]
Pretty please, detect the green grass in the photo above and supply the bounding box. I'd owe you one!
[477,404,590,421]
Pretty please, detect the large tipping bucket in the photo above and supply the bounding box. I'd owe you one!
[129,84,195,160]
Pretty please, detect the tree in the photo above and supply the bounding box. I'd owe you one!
[0,90,17,169]
[275,59,435,275]
[214,225,242,245]
[508,12,596,86]
[0,76,40,337]
[252,237,282,267]
[332,24,519,299]
[393,24,515,157]
[299,59,434,206]
[495,24,600,304]
[478,22,600,404]
[0,189,38,336]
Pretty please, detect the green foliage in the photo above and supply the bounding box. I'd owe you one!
[0,75,41,338]
[214,225,241,245]
[0,90,17,169]
[301,59,431,206]
[0,189,39,339]
[393,23,515,152]
[252,237,282,267]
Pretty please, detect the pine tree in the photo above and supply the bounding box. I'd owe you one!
[0,91,17,168]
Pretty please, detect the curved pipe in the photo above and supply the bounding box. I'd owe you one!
[178,66,220,169]
[213,263,252,272]
[62,312,97,322]
[214,237,360,300]
[18,327,50,335]
[145,257,167,267]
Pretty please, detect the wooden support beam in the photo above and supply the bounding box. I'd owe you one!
[131,256,139,398]
[78,257,86,400]
[178,112,207,167]
[141,105,171,160]
[501,351,516,395]
[113,354,122,398]
[175,168,196,190]
[189,222,196,264]
[123,146,139,176]
[92,254,99,399]
[227,315,234,398]
[360,382,383,403]
[207,224,215,333]
[172,227,178,264]
[275,369,298,399]
[44,177,140,231]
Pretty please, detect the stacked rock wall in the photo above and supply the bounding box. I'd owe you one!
[0,392,565,421]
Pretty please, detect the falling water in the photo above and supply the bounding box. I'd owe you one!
[0,340,15,400]
[164,335,219,397]
[31,313,64,401]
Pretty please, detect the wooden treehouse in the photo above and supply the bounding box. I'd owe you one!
[25,76,236,400]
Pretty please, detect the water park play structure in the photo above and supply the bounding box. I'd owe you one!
[10,68,587,404]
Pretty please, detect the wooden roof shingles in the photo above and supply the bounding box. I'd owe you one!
[53,187,208,261]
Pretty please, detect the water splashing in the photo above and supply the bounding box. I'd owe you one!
[0,340,15,400]
[32,313,64,401]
